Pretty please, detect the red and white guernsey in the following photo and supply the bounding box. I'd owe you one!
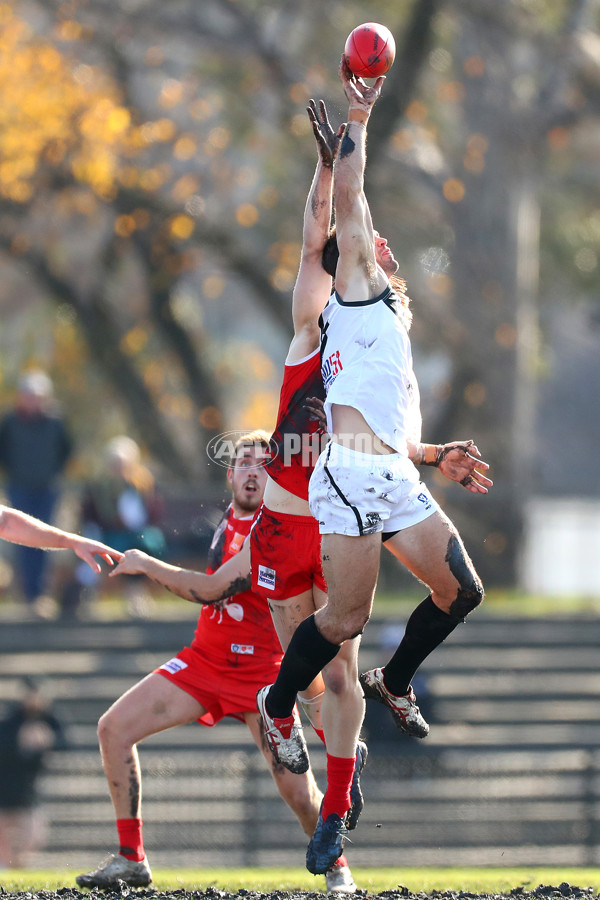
[190,504,282,667]
[266,347,326,501]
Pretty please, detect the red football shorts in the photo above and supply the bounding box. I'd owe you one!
[155,644,281,727]
[250,506,327,604]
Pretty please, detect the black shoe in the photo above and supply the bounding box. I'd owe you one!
[306,808,348,875]
[346,739,368,830]
[360,668,429,738]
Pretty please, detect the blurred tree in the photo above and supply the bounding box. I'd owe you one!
[0,0,598,582]
[367,0,600,581]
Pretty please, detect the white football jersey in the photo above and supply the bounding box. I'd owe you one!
[319,284,421,455]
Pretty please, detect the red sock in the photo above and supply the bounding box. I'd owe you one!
[313,727,326,745]
[321,754,356,821]
[116,818,145,861]
[331,854,348,869]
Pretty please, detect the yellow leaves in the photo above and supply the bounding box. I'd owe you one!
[199,406,223,430]
[159,79,184,109]
[443,178,465,202]
[121,326,149,355]
[406,101,428,123]
[172,175,200,203]
[107,107,131,136]
[138,118,177,144]
[173,134,198,160]
[115,215,137,238]
[37,44,61,72]
[463,133,488,174]
[159,392,194,419]
[236,203,258,227]
[0,9,135,200]
[428,273,453,296]
[139,166,169,191]
[3,181,33,202]
[247,349,274,381]
[0,4,13,25]
[143,361,165,391]
[289,83,308,104]
[189,98,212,121]
[239,390,278,432]
[267,240,300,291]
[54,20,84,42]
[205,126,231,155]
[169,214,195,241]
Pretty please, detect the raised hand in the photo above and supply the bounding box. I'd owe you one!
[338,55,385,113]
[307,99,346,168]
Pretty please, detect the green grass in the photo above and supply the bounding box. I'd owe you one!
[2,867,600,894]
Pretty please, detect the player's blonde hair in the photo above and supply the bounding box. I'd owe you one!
[231,430,271,465]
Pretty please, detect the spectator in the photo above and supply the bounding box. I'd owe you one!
[69,436,166,618]
[0,678,67,868]
[0,370,73,617]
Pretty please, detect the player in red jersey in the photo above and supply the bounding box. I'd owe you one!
[75,432,356,893]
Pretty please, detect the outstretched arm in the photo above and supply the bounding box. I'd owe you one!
[109,539,252,604]
[333,57,386,301]
[408,440,493,494]
[0,505,122,573]
[288,100,345,361]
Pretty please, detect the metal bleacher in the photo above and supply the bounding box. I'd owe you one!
[2,610,600,869]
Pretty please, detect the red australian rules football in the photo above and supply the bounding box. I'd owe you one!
[344,22,396,78]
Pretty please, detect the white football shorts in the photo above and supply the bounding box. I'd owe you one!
[309,441,438,537]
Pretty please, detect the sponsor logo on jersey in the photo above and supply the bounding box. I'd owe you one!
[322,350,343,391]
[229,531,245,554]
[231,644,254,655]
[257,565,276,590]
[160,657,188,674]
[417,492,432,510]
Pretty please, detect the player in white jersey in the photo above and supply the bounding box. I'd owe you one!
[262,57,492,874]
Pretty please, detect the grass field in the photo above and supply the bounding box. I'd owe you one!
[2,868,600,894]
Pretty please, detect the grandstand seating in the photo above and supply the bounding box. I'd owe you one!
[1,612,599,868]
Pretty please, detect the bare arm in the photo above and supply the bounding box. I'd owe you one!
[407,440,494,495]
[333,57,386,301]
[0,505,122,572]
[109,539,252,604]
[288,101,345,361]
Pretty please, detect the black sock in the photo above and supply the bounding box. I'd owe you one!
[267,615,340,718]
[382,595,459,696]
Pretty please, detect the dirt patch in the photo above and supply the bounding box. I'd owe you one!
[0,883,598,900]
